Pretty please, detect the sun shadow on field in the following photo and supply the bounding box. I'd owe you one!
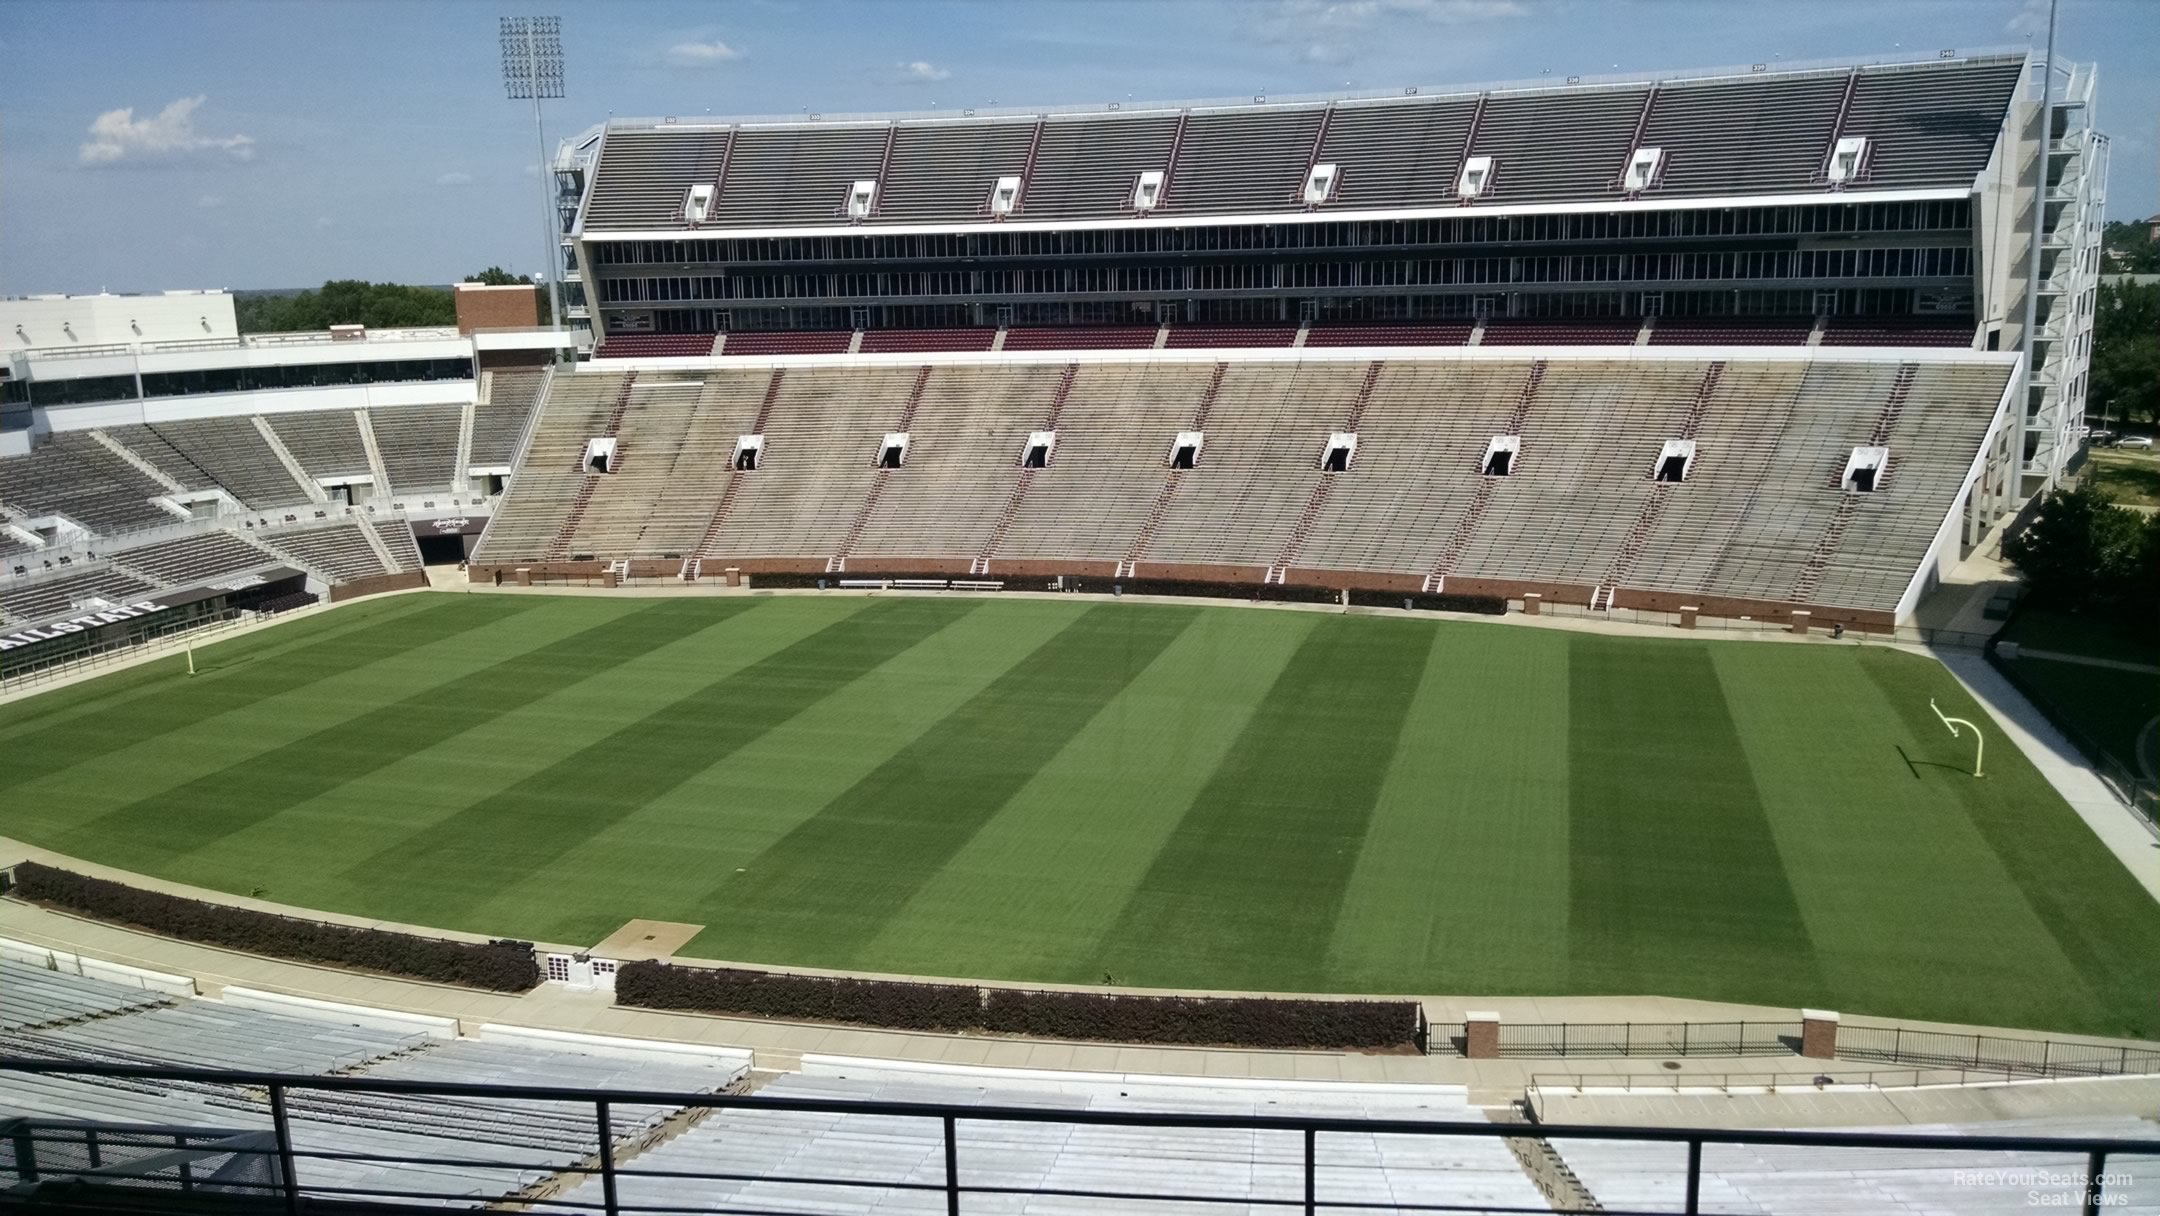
[1894,744,1967,779]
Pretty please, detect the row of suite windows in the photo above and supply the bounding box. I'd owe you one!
[1,377,27,406]
[598,246,1973,305]
[616,287,1949,334]
[23,359,474,407]
[589,200,1975,267]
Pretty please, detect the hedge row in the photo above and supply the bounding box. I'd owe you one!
[9,862,539,992]
[616,960,1417,1050]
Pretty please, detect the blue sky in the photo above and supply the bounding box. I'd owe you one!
[3,0,2153,294]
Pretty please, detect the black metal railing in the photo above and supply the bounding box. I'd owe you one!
[2,1061,2155,1216]
[1838,1024,2160,1078]
[1424,1021,1803,1059]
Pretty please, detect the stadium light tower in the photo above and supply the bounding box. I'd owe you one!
[501,16,566,352]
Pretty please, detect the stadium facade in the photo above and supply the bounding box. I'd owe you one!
[550,51,2102,495]
[0,47,2108,658]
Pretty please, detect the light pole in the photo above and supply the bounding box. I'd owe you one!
[1930,698,1985,778]
[501,16,566,353]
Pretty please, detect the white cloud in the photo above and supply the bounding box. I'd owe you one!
[436,171,474,187]
[1251,0,1528,63]
[79,95,256,167]
[2006,0,2049,35]
[665,39,743,67]
[896,60,951,82]
[196,194,224,209]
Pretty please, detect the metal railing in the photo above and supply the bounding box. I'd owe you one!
[1469,1021,1803,1059]
[1839,1025,2160,1079]
[1986,641,2160,827]
[0,606,259,692]
[2,1061,2154,1216]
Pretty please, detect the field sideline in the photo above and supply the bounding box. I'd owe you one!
[2,591,2154,1038]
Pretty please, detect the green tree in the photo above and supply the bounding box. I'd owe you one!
[2004,484,2147,611]
[464,266,553,327]
[2101,219,2159,273]
[232,280,455,334]
[2089,279,2160,426]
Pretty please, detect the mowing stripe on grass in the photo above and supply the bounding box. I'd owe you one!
[1566,635,1821,994]
[350,597,980,919]
[1858,650,2159,1038]
[855,607,1319,984]
[0,596,537,790]
[1713,645,2103,1029]
[694,602,1199,966]
[58,599,747,870]
[1096,615,1435,992]
[1326,623,1572,995]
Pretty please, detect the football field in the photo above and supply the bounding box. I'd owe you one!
[3,591,2154,1037]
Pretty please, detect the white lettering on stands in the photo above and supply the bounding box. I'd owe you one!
[0,600,170,652]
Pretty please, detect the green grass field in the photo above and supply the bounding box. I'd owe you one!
[3,592,2155,1037]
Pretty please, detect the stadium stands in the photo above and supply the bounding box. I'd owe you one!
[0,568,159,624]
[579,57,2022,233]
[0,432,178,534]
[719,330,853,356]
[267,409,372,482]
[858,328,998,354]
[261,522,395,583]
[1003,326,1159,352]
[106,419,308,509]
[369,403,463,494]
[109,531,278,586]
[1821,316,1979,347]
[557,1061,1550,1216]
[371,519,426,572]
[1305,323,1473,348]
[1164,326,1298,350]
[475,351,2012,624]
[596,332,717,359]
[0,966,748,1207]
[471,369,547,467]
[1552,1117,2160,1213]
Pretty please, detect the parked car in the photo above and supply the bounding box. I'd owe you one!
[2118,435,2154,450]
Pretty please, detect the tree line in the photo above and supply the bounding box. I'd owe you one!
[233,268,549,333]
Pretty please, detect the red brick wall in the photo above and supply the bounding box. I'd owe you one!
[455,285,538,334]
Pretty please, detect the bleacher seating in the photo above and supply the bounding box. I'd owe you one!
[1304,323,1473,348]
[479,352,2012,617]
[575,58,2025,231]
[1002,326,1159,351]
[597,332,718,359]
[0,965,747,1208]
[0,960,169,1031]
[0,568,160,625]
[720,331,853,357]
[470,372,621,561]
[471,369,547,467]
[261,523,392,583]
[267,409,371,481]
[858,328,997,354]
[558,1061,1547,1216]
[0,432,178,534]
[110,531,278,586]
[1649,318,1815,346]
[1821,316,1978,347]
[1553,1116,2159,1214]
[370,519,425,572]
[1164,326,1298,350]
[369,403,462,494]
[107,419,308,508]
[1480,321,1641,346]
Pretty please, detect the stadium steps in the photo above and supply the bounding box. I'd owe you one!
[1425,360,1544,583]
[1268,361,1380,580]
[972,364,1076,573]
[825,366,931,572]
[690,369,785,565]
[543,373,638,561]
[1599,361,1726,596]
[1790,363,1914,604]
[1125,361,1226,564]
